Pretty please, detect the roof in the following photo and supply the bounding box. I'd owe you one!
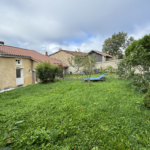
[0,45,67,67]
[90,50,113,58]
[49,49,87,56]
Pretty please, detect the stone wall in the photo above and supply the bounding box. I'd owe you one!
[64,59,122,74]
[95,59,122,69]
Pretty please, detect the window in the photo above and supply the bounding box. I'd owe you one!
[16,69,21,78]
[16,58,22,65]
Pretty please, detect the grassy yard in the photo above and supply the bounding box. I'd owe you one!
[0,78,150,149]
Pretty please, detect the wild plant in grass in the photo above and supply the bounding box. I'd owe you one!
[144,86,150,108]
[0,113,24,150]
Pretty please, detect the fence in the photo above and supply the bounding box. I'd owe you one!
[64,59,122,75]
[95,59,122,69]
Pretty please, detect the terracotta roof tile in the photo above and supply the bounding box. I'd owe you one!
[0,45,67,67]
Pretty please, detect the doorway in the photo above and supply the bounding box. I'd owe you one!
[16,68,24,86]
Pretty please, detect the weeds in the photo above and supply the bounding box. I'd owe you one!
[0,79,149,149]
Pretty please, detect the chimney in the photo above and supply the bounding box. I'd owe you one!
[58,48,62,51]
[45,52,48,56]
[0,41,4,46]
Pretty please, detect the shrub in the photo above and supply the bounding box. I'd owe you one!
[117,45,150,93]
[35,61,62,83]
[99,67,105,74]
[144,86,150,108]
[105,66,116,73]
[116,59,132,78]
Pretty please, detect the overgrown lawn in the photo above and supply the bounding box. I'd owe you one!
[0,78,150,150]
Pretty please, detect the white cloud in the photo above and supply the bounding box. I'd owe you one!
[129,24,150,40]
[44,35,105,55]
[0,0,150,55]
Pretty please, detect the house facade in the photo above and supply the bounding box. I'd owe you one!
[49,49,115,74]
[88,50,113,62]
[49,49,86,74]
[0,42,67,91]
[49,49,86,64]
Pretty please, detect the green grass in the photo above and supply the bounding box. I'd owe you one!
[0,78,150,150]
[64,73,117,78]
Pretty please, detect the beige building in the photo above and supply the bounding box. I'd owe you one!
[49,49,86,64]
[0,42,67,91]
[49,49,86,74]
[49,49,116,74]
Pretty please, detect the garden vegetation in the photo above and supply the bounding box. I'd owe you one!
[0,79,149,149]
[35,61,62,83]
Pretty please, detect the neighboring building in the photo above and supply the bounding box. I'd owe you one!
[49,49,115,74]
[49,49,86,74]
[0,42,67,91]
[88,50,113,62]
[49,49,86,65]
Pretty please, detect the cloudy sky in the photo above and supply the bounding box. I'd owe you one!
[0,0,150,55]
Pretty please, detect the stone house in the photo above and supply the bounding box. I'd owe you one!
[88,50,113,62]
[49,49,86,64]
[49,49,86,74]
[49,49,115,73]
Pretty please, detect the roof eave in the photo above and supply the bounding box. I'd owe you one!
[89,50,113,58]
[0,54,31,59]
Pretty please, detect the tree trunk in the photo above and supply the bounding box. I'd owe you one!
[88,74,91,86]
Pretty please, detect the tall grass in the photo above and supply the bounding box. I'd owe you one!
[0,78,149,150]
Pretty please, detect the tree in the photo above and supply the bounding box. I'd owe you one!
[68,49,83,75]
[102,32,134,57]
[125,34,150,61]
[68,49,96,86]
[117,45,150,93]
[82,55,96,86]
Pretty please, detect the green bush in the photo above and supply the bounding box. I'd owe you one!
[116,59,133,78]
[125,34,150,61]
[105,66,116,73]
[144,86,150,108]
[35,61,62,83]
[117,45,150,93]
[125,40,138,57]
[99,67,105,74]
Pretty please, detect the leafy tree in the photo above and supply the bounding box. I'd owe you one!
[68,49,84,74]
[117,45,150,93]
[68,49,97,85]
[125,34,150,61]
[82,55,96,86]
[102,32,134,56]
[35,61,62,83]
